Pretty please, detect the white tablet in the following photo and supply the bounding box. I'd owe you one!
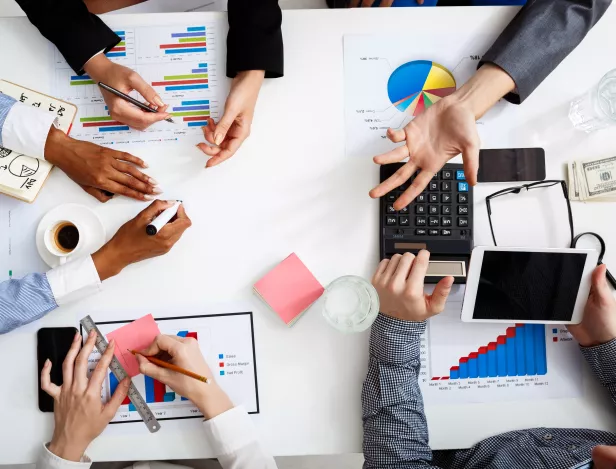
[461,246,599,324]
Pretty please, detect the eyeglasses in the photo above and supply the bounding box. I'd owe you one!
[486,180,574,246]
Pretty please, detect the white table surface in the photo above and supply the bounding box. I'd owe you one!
[1,6,616,464]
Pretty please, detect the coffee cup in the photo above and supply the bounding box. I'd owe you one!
[43,220,83,265]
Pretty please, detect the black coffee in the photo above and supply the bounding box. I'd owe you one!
[56,223,79,252]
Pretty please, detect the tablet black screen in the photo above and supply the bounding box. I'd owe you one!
[473,251,587,322]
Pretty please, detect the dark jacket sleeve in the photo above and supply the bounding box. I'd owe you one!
[480,0,612,104]
[15,0,120,75]
[227,0,284,78]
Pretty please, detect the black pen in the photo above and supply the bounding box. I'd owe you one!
[97,82,174,123]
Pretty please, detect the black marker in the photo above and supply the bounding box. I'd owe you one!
[146,201,182,236]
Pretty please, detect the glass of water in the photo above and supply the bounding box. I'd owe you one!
[569,69,616,133]
[321,275,380,333]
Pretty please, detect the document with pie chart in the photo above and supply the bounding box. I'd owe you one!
[343,34,514,159]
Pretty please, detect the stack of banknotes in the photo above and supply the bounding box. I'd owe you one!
[567,156,616,201]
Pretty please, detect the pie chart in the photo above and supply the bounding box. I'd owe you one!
[387,60,456,117]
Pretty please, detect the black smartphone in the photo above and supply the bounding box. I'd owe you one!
[477,148,546,183]
[37,327,78,412]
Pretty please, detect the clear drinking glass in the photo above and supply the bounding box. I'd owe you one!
[321,275,380,333]
[569,69,616,133]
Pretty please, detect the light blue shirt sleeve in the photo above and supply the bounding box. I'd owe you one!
[0,94,18,148]
[0,273,58,334]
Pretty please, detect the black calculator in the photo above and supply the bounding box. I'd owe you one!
[379,163,473,284]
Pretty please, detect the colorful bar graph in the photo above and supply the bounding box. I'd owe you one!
[161,43,206,49]
[80,114,130,133]
[109,373,130,405]
[151,69,209,92]
[445,324,548,380]
[145,375,168,403]
[70,75,95,86]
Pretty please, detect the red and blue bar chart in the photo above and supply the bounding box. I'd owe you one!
[160,26,207,55]
[79,106,129,133]
[107,31,128,58]
[437,324,547,380]
[171,100,210,127]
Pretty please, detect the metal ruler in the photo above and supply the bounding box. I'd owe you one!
[80,315,160,433]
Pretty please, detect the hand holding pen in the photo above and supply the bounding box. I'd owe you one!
[99,82,175,125]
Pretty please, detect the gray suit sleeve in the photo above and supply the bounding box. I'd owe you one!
[480,0,612,104]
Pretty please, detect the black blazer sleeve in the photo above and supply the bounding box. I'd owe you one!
[16,0,120,75]
[480,0,612,104]
[227,0,284,78]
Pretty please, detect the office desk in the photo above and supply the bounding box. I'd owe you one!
[1,6,616,464]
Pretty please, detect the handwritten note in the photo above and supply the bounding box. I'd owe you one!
[106,314,161,377]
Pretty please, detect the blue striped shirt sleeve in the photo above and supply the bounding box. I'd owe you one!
[0,273,58,334]
[0,94,17,148]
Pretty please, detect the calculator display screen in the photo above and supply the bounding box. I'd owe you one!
[473,251,587,322]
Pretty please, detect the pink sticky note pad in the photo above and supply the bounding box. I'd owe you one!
[254,253,324,326]
[106,314,160,377]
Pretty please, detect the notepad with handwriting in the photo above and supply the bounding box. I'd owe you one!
[254,253,325,327]
[0,80,77,203]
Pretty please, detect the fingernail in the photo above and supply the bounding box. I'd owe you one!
[109,339,115,348]
[90,330,96,338]
[143,162,149,168]
[214,133,223,146]
[74,330,79,341]
[149,177,158,185]
[153,96,165,107]
[45,359,51,367]
[152,187,163,195]
[144,195,154,201]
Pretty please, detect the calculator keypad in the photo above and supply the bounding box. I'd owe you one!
[382,165,471,240]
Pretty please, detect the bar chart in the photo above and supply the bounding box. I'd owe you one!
[52,20,222,146]
[88,313,259,423]
[419,296,584,405]
[444,324,547,380]
[136,25,211,64]
[138,62,212,99]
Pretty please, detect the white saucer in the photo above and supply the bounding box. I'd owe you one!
[36,204,106,268]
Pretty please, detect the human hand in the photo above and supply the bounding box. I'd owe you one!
[83,55,170,130]
[369,97,479,210]
[136,335,234,419]
[45,127,160,202]
[372,250,454,322]
[91,200,192,281]
[41,330,130,462]
[198,70,265,167]
[568,265,616,347]
[369,63,515,209]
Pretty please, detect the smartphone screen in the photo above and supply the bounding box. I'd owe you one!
[37,327,78,412]
[478,148,546,183]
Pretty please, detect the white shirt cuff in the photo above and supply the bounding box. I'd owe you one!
[2,102,56,160]
[46,255,102,306]
[202,406,258,456]
[38,443,92,468]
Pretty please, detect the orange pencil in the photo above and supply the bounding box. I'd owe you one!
[129,349,210,384]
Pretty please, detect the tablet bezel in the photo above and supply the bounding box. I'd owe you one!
[461,246,599,325]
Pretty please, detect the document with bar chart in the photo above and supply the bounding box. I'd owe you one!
[85,313,259,424]
[419,299,584,405]
[52,23,223,146]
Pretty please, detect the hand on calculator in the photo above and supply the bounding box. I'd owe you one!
[372,250,454,322]
[369,96,479,210]
[369,63,516,209]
